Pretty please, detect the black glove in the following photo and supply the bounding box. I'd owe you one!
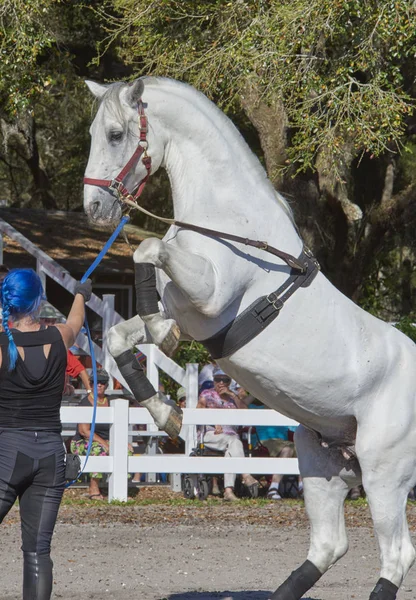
[74,279,92,302]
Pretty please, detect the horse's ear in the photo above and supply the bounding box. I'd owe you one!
[85,80,108,100]
[126,79,145,107]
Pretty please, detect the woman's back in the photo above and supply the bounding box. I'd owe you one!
[0,326,66,430]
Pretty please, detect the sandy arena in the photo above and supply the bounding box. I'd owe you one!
[1,489,416,600]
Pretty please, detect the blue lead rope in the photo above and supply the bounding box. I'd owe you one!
[66,215,130,487]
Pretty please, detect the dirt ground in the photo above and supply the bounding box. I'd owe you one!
[2,487,416,600]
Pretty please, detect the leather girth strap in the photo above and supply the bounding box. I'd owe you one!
[200,249,319,359]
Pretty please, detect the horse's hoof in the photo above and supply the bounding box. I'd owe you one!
[160,322,181,356]
[164,408,183,439]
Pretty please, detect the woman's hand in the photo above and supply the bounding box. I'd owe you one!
[74,279,92,302]
[214,425,223,435]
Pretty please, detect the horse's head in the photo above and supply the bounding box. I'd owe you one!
[83,79,164,225]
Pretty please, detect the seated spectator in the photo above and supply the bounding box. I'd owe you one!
[199,380,214,393]
[197,367,258,502]
[236,388,301,500]
[198,360,216,392]
[70,369,111,499]
[70,369,134,499]
[266,440,300,500]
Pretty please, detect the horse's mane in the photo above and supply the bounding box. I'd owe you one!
[101,77,293,220]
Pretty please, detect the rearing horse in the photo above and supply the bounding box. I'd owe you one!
[83,77,416,600]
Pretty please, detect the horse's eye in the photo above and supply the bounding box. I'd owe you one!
[109,130,123,143]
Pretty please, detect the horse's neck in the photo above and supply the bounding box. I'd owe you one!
[146,83,300,253]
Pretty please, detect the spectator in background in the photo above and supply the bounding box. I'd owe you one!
[199,379,214,393]
[70,368,134,499]
[177,386,186,409]
[237,388,301,500]
[198,360,216,393]
[64,349,91,396]
[197,367,258,501]
[70,369,112,500]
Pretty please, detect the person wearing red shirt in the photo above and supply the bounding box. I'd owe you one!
[64,350,91,396]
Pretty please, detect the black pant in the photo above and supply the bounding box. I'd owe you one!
[0,429,65,599]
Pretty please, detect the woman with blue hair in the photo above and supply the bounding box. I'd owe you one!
[0,268,91,600]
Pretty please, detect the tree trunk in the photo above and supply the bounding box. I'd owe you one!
[1,115,57,209]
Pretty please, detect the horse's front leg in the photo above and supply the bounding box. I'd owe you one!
[133,237,222,354]
[107,315,183,439]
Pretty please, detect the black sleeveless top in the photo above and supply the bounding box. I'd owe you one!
[0,326,67,432]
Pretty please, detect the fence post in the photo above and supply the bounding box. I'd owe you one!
[108,398,129,502]
[145,344,159,483]
[102,294,115,390]
[185,363,198,456]
[170,362,199,493]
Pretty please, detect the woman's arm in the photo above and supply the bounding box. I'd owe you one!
[56,280,92,350]
[78,423,109,451]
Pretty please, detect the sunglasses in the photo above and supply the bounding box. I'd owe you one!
[214,376,231,384]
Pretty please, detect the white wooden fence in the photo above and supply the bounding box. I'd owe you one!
[61,398,299,502]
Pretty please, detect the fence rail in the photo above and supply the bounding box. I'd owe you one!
[61,401,299,502]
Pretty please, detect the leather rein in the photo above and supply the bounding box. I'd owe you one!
[83,101,308,273]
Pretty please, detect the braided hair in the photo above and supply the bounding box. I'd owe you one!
[0,269,45,371]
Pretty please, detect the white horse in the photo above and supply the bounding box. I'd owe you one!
[83,77,416,600]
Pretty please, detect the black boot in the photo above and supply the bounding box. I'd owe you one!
[23,552,53,600]
[369,578,398,600]
[270,560,322,599]
[115,349,156,402]
[114,350,182,438]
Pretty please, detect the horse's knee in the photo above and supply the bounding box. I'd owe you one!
[107,317,146,357]
[133,238,164,266]
[107,323,126,357]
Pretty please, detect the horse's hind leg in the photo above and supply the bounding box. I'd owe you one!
[107,316,182,439]
[271,425,361,600]
[356,419,416,599]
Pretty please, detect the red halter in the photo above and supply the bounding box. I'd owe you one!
[83,101,151,207]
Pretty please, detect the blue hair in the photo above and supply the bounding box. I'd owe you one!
[0,269,45,371]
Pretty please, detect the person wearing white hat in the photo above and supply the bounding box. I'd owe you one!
[197,366,258,501]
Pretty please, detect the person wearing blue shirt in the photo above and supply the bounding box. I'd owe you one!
[238,389,301,500]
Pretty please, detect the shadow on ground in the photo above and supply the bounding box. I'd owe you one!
[165,593,319,600]
[165,593,271,600]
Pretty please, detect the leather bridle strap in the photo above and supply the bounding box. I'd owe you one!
[83,101,151,203]
[174,220,306,272]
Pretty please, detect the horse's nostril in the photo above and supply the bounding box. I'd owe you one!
[90,200,100,217]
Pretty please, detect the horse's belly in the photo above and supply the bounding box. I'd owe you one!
[218,279,416,437]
